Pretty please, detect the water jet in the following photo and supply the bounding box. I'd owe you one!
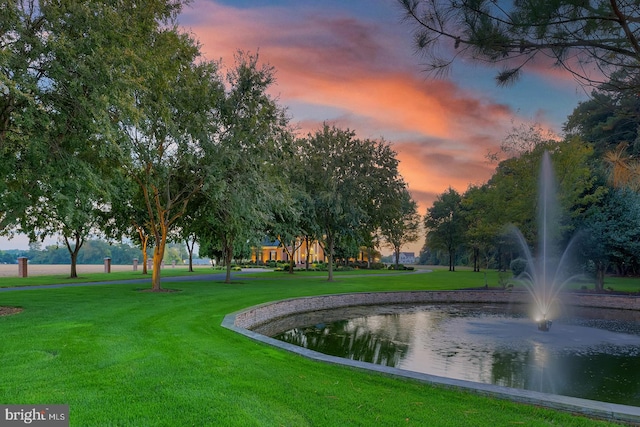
[511,151,580,331]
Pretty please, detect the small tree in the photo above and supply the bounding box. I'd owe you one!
[424,187,465,271]
[380,188,421,270]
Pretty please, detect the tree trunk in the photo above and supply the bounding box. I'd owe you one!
[151,245,164,291]
[326,234,334,282]
[473,247,479,272]
[70,251,78,278]
[185,236,195,272]
[305,236,311,271]
[224,242,233,284]
[449,248,455,272]
[595,261,605,292]
[280,238,298,274]
[138,228,149,275]
[64,234,83,279]
[394,247,400,270]
[151,228,167,291]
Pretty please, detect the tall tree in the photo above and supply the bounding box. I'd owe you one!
[398,0,640,92]
[424,187,465,271]
[300,125,404,281]
[579,188,640,290]
[461,184,500,272]
[564,83,640,157]
[262,134,306,274]
[1,0,164,276]
[120,30,224,291]
[1,0,187,277]
[466,137,603,272]
[360,139,409,268]
[197,52,291,283]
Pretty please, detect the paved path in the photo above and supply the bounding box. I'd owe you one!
[0,269,430,292]
[0,270,272,292]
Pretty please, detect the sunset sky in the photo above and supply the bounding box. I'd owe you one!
[1,0,588,253]
[178,0,587,254]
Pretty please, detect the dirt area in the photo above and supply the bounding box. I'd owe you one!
[0,306,23,316]
[0,263,137,277]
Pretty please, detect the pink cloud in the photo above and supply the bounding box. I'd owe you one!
[180,0,561,238]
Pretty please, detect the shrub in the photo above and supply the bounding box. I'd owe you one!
[348,261,370,269]
[510,258,527,277]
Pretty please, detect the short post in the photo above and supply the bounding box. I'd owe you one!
[171,260,176,268]
[133,258,138,271]
[18,257,28,278]
[104,257,111,273]
[147,258,152,270]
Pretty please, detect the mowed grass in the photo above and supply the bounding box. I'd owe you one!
[0,266,218,288]
[0,270,628,426]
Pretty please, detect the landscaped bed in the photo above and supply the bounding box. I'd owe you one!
[0,269,630,426]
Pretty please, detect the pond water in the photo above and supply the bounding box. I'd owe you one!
[261,304,640,406]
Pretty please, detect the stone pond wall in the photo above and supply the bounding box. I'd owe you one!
[232,290,640,330]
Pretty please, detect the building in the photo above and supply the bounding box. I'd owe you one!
[398,252,416,265]
[251,237,325,264]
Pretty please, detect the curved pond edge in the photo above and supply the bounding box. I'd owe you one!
[221,290,640,425]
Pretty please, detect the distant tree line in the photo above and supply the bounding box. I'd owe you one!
[418,76,640,291]
[0,241,188,266]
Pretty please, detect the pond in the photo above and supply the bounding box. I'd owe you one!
[258,303,640,406]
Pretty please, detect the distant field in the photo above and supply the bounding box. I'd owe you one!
[0,263,195,277]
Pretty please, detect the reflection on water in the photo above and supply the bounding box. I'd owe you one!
[268,304,640,406]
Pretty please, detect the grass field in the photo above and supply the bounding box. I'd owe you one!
[0,269,633,426]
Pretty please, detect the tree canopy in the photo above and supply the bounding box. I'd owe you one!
[398,0,640,92]
[196,52,291,283]
[298,124,406,281]
[424,187,465,271]
[380,188,421,270]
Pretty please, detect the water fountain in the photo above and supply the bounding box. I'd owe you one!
[227,149,640,420]
[511,151,580,331]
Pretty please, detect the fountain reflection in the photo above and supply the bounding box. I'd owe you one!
[269,304,640,405]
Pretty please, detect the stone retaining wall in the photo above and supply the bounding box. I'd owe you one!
[223,289,640,424]
[233,290,640,330]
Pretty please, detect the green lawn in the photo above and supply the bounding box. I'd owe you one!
[0,266,220,288]
[0,270,629,426]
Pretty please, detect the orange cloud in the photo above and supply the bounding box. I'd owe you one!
[180,1,578,254]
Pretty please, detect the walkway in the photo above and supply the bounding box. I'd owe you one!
[0,269,270,292]
[0,268,429,292]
